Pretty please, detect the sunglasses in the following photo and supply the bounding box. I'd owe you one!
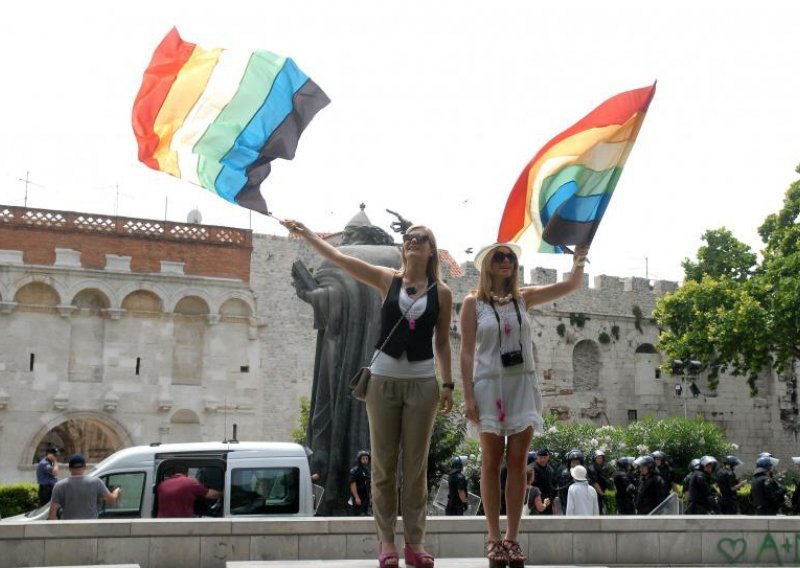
[403,233,430,244]
[492,251,517,263]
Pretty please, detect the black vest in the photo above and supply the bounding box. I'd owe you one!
[375,277,438,361]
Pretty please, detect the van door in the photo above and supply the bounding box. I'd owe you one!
[226,451,311,517]
[98,470,149,519]
[152,457,226,518]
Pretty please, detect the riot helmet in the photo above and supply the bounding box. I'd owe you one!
[566,449,585,464]
[634,455,656,471]
[616,456,635,470]
[756,456,779,470]
[356,449,371,464]
[722,455,743,467]
[699,455,718,470]
[688,458,701,471]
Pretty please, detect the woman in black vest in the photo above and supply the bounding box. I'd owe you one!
[282,219,453,568]
[460,241,588,568]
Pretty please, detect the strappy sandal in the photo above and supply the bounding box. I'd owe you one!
[403,544,434,567]
[502,539,527,568]
[378,549,399,568]
[486,539,508,568]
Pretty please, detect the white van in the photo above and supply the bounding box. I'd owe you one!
[10,441,323,521]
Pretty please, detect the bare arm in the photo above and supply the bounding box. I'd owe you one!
[205,488,222,499]
[459,295,479,423]
[281,219,395,297]
[48,501,59,520]
[435,285,454,413]
[521,245,589,308]
[102,487,121,504]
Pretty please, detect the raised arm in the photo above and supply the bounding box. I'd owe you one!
[459,294,479,423]
[520,245,589,308]
[282,219,395,297]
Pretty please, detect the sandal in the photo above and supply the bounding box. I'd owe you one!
[378,549,399,568]
[502,539,526,568]
[486,540,508,568]
[403,544,434,567]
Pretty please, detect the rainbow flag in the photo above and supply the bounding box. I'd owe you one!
[132,28,330,215]
[497,83,656,253]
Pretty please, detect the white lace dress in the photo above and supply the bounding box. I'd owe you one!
[471,299,543,437]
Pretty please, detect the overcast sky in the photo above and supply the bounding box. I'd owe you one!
[1,0,798,283]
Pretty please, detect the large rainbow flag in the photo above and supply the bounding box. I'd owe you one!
[132,28,330,215]
[497,83,656,253]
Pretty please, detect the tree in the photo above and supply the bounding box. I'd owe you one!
[654,165,800,393]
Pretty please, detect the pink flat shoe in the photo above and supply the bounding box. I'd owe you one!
[404,544,434,567]
[378,550,399,568]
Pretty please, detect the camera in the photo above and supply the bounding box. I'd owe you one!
[501,350,524,368]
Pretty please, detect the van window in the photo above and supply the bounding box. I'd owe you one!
[230,467,300,515]
[99,472,146,518]
[154,460,225,518]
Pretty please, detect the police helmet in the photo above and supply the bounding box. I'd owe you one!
[722,455,743,467]
[592,449,606,459]
[688,458,701,471]
[699,455,718,469]
[616,456,635,469]
[756,456,779,469]
[356,449,371,462]
[634,455,656,470]
[651,450,667,461]
[758,452,774,458]
[566,449,585,463]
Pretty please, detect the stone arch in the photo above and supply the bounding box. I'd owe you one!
[635,343,658,354]
[14,281,60,307]
[173,296,210,316]
[220,297,253,318]
[116,282,168,312]
[66,279,116,310]
[572,339,601,391]
[121,290,164,314]
[170,409,200,424]
[71,288,111,310]
[217,291,255,317]
[164,288,214,314]
[26,412,133,465]
[12,274,65,306]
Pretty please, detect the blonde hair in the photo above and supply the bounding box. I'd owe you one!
[398,224,442,283]
[475,245,521,303]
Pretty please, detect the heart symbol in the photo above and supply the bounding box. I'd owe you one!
[717,538,747,563]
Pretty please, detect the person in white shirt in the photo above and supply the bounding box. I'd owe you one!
[566,465,599,516]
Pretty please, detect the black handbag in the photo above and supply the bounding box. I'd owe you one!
[349,282,435,401]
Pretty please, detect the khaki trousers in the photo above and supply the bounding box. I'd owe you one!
[366,375,439,545]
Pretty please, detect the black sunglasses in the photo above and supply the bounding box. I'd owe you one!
[492,250,517,263]
[403,233,430,244]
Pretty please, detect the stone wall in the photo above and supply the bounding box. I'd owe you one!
[2,517,799,567]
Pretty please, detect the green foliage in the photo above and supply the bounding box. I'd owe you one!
[569,312,588,328]
[632,305,644,333]
[598,331,611,345]
[290,396,311,445]
[681,228,757,283]
[556,323,566,337]
[427,392,467,494]
[532,414,733,477]
[654,169,800,395]
[0,483,38,518]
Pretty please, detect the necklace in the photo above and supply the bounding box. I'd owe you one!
[404,279,427,296]
[490,292,514,305]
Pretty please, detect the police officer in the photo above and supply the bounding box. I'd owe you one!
[531,448,556,515]
[612,456,637,515]
[446,456,469,515]
[716,455,745,514]
[686,456,720,514]
[634,455,664,515]
[751,455,786,515]
[348,450,371,516]
[36,446,60,506]
[682,458,701,494]
[651,450,675,502]
[587,449,611,514]
[557,449,584,514]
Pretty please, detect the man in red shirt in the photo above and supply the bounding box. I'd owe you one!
[156,463,222,518]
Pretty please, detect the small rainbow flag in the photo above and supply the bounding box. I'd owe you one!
[498,83,656,253]
[132,28,330,215]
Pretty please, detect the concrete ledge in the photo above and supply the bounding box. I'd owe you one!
[1,516,798,568]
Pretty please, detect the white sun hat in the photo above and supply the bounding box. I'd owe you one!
[473,242,523,271]
[570,465,588,481]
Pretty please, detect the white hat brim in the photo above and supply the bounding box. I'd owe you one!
[473,242,523,272]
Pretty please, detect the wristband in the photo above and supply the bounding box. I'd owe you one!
[442,382,455,390]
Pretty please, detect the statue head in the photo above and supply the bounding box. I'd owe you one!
[341,204,394,246]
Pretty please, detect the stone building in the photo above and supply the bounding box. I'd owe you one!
[0,204,797,483]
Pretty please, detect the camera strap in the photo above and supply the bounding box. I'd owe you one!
[488,297,523,353]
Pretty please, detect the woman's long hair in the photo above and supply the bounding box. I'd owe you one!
[398,224,442,283]
[475,245,521,302]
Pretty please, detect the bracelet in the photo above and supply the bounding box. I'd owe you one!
[442,382,455,390]
[574,257,587,267]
